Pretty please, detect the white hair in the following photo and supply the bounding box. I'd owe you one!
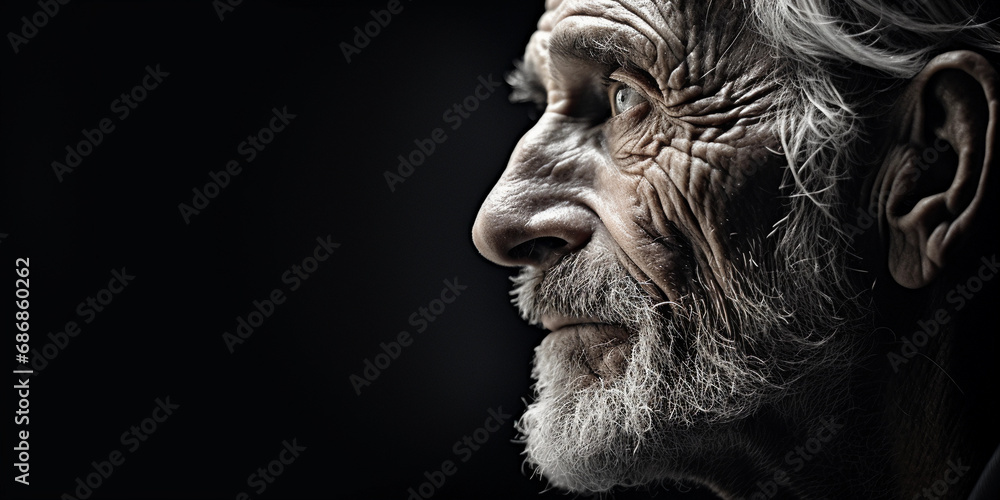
[509,1,1000,494]
[749,0,1000,300]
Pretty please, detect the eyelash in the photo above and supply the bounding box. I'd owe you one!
[600,74,622,116]
[601,72,647,118]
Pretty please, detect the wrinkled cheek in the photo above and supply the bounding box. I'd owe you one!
[604,111,663,168]
[594,157,698,302]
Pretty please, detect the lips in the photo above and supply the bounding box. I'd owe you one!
[541,314,605,332]
[541,315,631,380]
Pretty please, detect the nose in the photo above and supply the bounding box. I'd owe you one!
[472,114,597,267]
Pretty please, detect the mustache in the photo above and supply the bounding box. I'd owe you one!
[510,249,663,329]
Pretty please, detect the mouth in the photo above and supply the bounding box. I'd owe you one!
[540,314,632,380]
[541,314,607,332]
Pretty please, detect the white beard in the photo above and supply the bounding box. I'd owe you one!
[511,243,867,492]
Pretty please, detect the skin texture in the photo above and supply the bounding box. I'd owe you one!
[476,0,784,307]
[472,0,999,498]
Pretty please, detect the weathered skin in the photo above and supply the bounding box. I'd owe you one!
[474,1,810,493]
[472,0,1000,497]
[475,0,784,308]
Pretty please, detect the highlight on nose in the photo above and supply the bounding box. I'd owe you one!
[472,109,598,268]
[472,204,594,267]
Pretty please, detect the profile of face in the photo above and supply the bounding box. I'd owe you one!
[472,0,999,497]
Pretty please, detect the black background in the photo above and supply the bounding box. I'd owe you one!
[1,1,719,499]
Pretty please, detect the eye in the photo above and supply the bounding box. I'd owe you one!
[609,82,645,116]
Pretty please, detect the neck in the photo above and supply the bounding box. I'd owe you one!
[877,272,1000,499]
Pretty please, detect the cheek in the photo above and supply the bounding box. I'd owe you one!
[594,121,784,299]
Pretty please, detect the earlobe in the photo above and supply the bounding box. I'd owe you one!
[877,50,997,289]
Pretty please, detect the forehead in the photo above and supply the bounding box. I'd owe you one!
[523,0,754,92]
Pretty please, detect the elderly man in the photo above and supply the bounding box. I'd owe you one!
[471,0,999,498]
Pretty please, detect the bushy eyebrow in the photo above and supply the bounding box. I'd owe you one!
[506,25,657,110]
[506,60,547,109]
[548,27,648,72]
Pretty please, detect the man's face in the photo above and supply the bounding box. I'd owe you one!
[473,0,874,493]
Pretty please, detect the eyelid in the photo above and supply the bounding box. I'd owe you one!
[605,68,654,117]
[609,66,659,92]
[606,81,626,116]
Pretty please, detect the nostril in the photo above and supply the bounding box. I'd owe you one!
[508,236,569,262]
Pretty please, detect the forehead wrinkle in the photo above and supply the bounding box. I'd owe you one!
[548,0,689,72]
[546,0,757,105]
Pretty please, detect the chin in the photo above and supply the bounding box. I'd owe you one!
[516,315,740,493]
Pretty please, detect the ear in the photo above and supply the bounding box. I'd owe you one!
[876,50,998,289]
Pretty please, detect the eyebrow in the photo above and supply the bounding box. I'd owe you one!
[548,27,649,72]
[505,26,656,109]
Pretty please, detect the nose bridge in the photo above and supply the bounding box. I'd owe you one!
[472,113,597,266]
[514,111,595,178]
[489,117,593,209]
